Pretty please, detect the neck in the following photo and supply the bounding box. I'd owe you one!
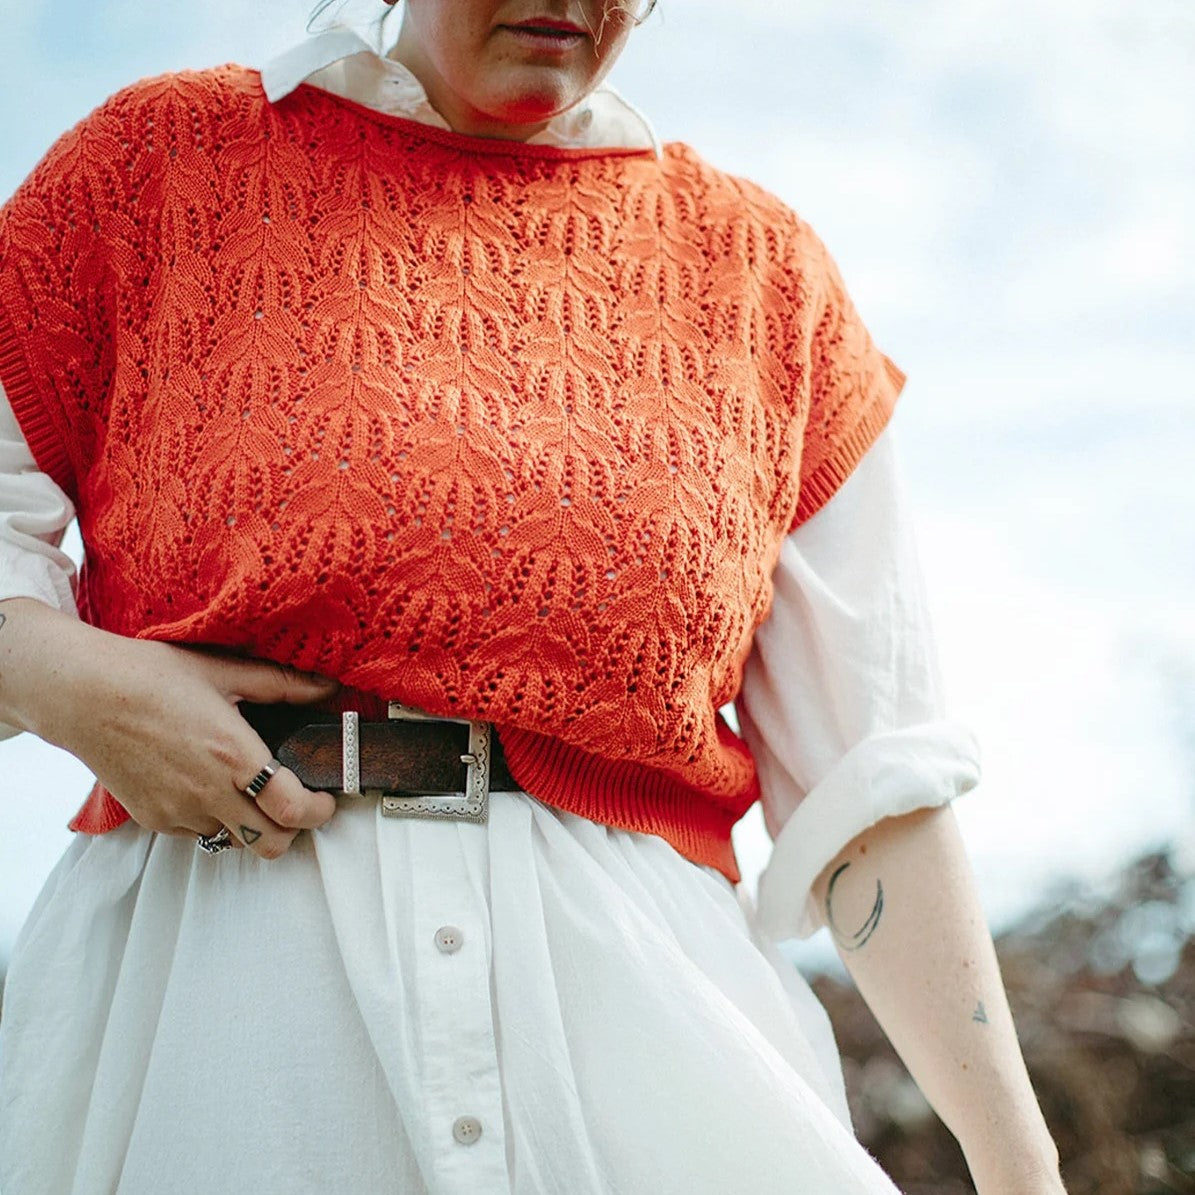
[385,37,554,143]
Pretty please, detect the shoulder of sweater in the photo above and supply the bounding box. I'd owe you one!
[8,64,262,184]
[46,63,268,152]
[659,141,812,251]
[2,65,270,244]
[659,142,801,226]
[90,62,267,126]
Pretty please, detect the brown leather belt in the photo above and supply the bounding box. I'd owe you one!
[238,700,517,824]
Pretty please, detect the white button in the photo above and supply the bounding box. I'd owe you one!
[452,1115,482,1145]
[434,925,463,953]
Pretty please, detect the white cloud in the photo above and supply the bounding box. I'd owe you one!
[916,515,1193,925]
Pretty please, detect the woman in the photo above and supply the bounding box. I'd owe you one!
[0,2,1066,1191]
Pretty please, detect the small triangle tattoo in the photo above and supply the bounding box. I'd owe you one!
[972,1001,988,1024]
[240,826,262,845]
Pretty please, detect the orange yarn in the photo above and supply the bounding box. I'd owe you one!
[0,66,905,882]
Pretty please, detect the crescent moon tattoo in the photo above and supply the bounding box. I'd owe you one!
[825,861,884,951]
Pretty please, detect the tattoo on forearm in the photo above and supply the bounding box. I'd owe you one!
[0,612,6,631]
[240,825,262,845]
[825,861,884,951]
[972,1001,988,1024]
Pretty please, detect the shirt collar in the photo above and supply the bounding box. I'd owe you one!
[260,27,661,157]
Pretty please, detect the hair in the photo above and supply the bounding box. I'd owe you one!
[307,0,382,34]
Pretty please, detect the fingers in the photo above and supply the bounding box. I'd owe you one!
[187,814,227,839]
[202,759,335,862]
[248,763,337,831]
[85,641,342,856]
[153,821,243,851]
[211,789,300,861]
[205,655,341,707]
[153,816,227,839]
[147,776,329,860]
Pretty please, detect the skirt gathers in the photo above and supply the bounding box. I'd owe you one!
[0,791,899,1194]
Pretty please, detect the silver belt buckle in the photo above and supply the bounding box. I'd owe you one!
[370,701,491,824]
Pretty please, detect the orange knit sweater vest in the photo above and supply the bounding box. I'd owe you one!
[0,66,905,883]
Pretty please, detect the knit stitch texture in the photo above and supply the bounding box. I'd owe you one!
[0,66,905,882]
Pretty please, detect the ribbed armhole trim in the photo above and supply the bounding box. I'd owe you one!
[0,305,74,501]
[792,352,906,530]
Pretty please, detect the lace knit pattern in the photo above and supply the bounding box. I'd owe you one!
[0,67,905,881]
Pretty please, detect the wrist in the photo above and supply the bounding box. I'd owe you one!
[964,1130,1063,1193]
[0,597,104,742]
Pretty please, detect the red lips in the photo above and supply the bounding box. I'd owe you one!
[507,17,587,35]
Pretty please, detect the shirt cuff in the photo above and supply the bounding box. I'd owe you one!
[0,576,78,740]
[752,720,982,943]
[0,541,78,613]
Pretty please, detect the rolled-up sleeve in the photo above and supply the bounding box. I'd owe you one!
[0,378,80,740]
[736,421,981,943]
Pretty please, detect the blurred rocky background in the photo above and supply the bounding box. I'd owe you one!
[817,845,1195,1194]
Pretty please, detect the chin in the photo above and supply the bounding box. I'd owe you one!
[497,99,571,125]
[486,75,589,124]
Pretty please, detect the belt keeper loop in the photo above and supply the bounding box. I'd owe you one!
[342,711,361,796]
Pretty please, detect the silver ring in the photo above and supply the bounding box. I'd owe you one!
[243,757,283,801]
[197,826,233,854]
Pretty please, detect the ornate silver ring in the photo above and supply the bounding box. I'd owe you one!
[196,826,233,854]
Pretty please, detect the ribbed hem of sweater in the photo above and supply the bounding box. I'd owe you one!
[498,726,745,885]
[68,784,132,835]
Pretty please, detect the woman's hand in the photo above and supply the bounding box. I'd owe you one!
[0,597,341,859]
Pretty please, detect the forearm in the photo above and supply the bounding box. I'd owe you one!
[0,595,103,739]
[812,803,1064,1191]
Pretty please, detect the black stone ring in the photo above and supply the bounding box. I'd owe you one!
[243,757,283,801]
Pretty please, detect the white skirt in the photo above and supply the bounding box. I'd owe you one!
[0,791,899,1194]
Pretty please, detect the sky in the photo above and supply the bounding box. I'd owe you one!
[0,0,1192,968]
